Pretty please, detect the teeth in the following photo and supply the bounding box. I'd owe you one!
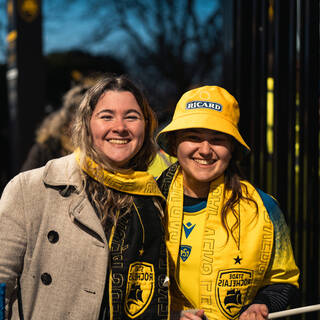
[194,159,213,165]
[108,139,129,144]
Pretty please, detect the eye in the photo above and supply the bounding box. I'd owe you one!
[211,135,228,144]
[126,115,139,120]
[177,133,202,143]
[125,113,142,121]
[101,115,113,120]
[186,135,201,142]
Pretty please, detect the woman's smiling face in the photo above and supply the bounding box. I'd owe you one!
[175,128,233,197]
[90,90,145,169]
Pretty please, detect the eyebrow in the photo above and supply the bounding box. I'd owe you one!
[95,108,143,116]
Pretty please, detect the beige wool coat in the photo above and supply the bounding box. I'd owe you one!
[0,154,109,320]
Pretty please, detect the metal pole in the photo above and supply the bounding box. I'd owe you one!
[269,304,320,319]
[6,0,45,176]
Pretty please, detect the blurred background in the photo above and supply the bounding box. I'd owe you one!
[0,0,319,318]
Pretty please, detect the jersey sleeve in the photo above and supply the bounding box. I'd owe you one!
[257,189,299,288]
[240,283,300,314]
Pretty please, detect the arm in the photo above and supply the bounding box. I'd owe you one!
[0,175,27,317]
[257,190,300,288]
[240,190,300,319]
[239,283,299,319]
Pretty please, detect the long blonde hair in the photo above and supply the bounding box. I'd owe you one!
[72,74,158,232]
[37,84,91,153]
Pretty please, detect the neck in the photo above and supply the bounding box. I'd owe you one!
[183,181,209,198]
[181,171,225,198]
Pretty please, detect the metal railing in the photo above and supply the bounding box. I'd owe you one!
[223,0,320,318]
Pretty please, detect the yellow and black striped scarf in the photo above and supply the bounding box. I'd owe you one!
[75,150,170,320]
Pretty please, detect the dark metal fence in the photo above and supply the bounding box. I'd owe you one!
[223,0,320,318]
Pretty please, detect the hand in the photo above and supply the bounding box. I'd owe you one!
[239,304,269,320]
[180,309,205,320]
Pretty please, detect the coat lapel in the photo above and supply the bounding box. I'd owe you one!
[69,195,107,244]
[43,154,107,244]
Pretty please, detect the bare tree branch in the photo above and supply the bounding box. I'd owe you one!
[36,0,223,117]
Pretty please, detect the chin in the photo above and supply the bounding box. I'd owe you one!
[104,156,128,168]
[197,174,220,184]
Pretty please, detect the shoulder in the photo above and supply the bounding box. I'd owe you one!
[4,164,47,193]
[4,154,81,197]
[240,180,282,224]
[0,167,47,217]
[251,185,283,225]
[256,189,279,214]
[256,189,284,226]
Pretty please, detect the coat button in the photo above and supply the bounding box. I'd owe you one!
[59,186,74,197]
[41,273,52,285]
[47,231,59,243]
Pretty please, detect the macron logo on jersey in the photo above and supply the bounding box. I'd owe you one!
[186,101,223,111]
[183,222,195,239]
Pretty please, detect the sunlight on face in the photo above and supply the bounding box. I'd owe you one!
[90,90,145,168]
[176,128,233,197]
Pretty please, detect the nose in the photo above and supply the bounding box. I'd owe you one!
[112,117,128,134]
[198,140,212,156]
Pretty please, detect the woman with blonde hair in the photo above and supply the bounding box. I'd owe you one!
[156,85,299,320]
[0,74,170,319]
[21,83,91,171]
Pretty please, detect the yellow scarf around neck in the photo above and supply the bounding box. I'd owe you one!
[166,166,226,272]
[164,165,276,319]
[74,149,164,199]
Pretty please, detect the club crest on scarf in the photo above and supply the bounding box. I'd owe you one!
[125,262,155,318]
[216,269,253,319]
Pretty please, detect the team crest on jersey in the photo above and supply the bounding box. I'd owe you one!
[125,262,155,318]
[215,269,253,319]
[180,245,192,262]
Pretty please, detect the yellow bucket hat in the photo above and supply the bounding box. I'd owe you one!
[156,85,250,156]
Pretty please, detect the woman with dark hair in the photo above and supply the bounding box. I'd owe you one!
[156,85,299,320]
[0,74,170,319]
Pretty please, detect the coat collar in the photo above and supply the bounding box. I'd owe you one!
[42,153,83,191]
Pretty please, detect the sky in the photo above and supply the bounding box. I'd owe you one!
[0,0,218,64]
